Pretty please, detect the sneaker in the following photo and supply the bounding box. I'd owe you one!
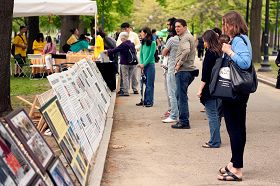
[144,104,153,107]
[164,110,170,117]
[171,122,190,129]
[136,101,144,106]
[117,90,124,95]
[133,90,139,94]
[162,117,177,123]
[14,73,19,77]
[119,92,129,96]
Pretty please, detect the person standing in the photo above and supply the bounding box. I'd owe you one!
[117,23,141,95]
[196,36,205,61]
[67,28,79,45]
[161,24,179,123]
[32,33,46,54]
[171,19,197,129]
[162,17,177,118]
[275,51,280,89]
[136,27,156,107]
[105,32,138,96]
[217,11,252,182]
[197,30,222,148]
[13,26,27,77]
[43,36,57,75]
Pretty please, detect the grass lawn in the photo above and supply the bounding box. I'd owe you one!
[254,60,279,78]
[10,74,51,109]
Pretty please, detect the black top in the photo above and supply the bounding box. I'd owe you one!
[201,49,221,103]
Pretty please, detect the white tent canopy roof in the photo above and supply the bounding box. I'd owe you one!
[13,0,97,17]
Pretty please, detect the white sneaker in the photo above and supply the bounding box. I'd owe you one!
[162,117,177,123]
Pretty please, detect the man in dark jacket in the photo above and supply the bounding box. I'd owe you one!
[105,32,138,96]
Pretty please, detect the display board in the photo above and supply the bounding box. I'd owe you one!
[0,122,37,186]
[5,109,55,174]
[40,96,89,185]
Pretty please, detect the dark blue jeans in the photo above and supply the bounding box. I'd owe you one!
[144,63,155,105]
[175,71,194,125]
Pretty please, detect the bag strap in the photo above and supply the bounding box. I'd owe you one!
[16,34,26,44]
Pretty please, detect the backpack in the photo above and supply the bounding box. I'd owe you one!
[104,36,116,49]
[127,47,138,64]
[11,35,25,56]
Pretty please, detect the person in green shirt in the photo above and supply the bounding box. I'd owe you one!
[136,27,156,107]
[69,34,93,53]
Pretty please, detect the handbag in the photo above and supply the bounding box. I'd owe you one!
[230,61,258,94]
[209,57,237,99]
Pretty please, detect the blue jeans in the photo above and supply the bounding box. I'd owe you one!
[205,98,221,147]
[175,71,194,125]
[167,72,178,119]
[144,63,155,105]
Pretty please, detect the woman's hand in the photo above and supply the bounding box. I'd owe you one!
[138,64,144,69]
[197,90,202,98]
[222,43,234,56]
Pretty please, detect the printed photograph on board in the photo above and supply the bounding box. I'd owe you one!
[0,122,36,186]
[48,159,74,186]
[5,109,54,173]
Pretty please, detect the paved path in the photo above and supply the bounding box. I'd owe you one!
[102,59,280,186]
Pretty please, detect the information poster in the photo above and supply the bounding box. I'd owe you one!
[40,97,89,186]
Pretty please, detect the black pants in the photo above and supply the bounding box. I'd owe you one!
[276,69,280,89]
[222,95,249,168]
[197,48,204,58]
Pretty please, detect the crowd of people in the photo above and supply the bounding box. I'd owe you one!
[110,11,252,182]
[11,10,253,182]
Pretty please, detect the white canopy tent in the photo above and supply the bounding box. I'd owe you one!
[13,0,98,40]
[13,0,97,17]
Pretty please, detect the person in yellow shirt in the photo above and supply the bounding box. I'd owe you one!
[32,33,46,54]
[67,28,79,45]
[13,26,28,77]
[94,29,105,59]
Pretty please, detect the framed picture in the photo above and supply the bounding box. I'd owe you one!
[48,158,74,186]
[31,177,47,186]
[4,109,55,174]
[0,122,37,186]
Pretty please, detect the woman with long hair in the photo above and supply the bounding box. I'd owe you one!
[217,11,252,182]
[197,30,222,148]
[136,27,156,107]
[43,36,57,75]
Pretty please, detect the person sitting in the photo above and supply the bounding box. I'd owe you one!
[43,36,56,75]
[105,32,138,96]
[69,34,93,53]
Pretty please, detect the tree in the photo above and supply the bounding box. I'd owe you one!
[60,16,80,52]
[0,0,14,117]
[26,16,39,54]
[250,0,263,63]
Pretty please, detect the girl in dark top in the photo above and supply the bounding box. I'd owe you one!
[197,30,222,148]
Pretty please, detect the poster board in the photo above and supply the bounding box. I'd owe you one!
[40,96,89,186]
[0,122,37,186]
[4,109,55,174]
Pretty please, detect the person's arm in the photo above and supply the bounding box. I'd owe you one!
[140,45,144,64]
[107,43,125,55]
[177,36,191,67]
[133,33,141,50]
[223,37,251,69]
[162,39,172,56]
[197,51,212,97]
[142,41,156,67]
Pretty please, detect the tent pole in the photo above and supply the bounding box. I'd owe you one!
[95,12,97,58]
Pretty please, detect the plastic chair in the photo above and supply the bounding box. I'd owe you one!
[28,54,46,78]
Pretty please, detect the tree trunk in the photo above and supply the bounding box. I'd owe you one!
[0,0,14,117]
[26,16,40,54]
[60,16,80,52]
[250,0,263,63]
[269,30,274,47]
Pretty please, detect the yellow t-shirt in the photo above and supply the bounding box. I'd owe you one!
[67,34,78,45]
[94,35,104,58]
[13,34,27,57]
[32,40,46,54]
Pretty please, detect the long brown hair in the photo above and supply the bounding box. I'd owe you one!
[222,11,248,36]
[202,30,222,55]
